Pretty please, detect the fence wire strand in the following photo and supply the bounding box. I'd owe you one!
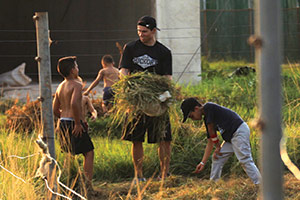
[0,140,88,200]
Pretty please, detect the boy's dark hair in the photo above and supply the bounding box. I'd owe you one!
[181,98,202,123]
[57,56,77,78]
[101,55,114,65]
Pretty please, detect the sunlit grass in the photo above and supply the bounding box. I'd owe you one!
[0,60,299,199]
[0,130,43,200]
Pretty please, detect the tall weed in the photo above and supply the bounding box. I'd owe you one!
[0,130,43,199]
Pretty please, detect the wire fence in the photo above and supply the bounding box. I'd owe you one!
[201,7,300,62]
[0,8,299,80]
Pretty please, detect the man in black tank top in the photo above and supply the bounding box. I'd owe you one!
[119,16,172,181]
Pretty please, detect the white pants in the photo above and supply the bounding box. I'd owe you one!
[210,122,261,184]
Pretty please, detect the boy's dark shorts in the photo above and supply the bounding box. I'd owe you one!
[122,114,172,143]
[58,119,94,155]
[103,87,115,106]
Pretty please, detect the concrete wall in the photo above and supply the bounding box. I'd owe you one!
[0,0,153,82]
[156,1,201,84]
[0,0,201,84]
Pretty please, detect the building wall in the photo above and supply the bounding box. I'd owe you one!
[0,0,153,81]
[156,0,201,84]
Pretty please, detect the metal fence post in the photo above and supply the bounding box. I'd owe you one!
[33,12,57,200]
[255,0,283,199]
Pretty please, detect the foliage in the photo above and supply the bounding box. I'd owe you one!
[1,61,300,199]
[90,98,106,117]
[4,97,107,134]
[182,73,257,121]
[282,65,300,124]
[88,116,122,138]
[0,99,19,114]
[0,130,44,199]
[5,100,41,132]
[200,58,255,79]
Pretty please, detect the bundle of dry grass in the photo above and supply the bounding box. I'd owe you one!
[5,99,41,132]
[111,72,179,139]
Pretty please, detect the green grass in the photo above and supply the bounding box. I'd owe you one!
[0,61,300,199]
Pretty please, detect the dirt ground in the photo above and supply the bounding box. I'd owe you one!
[1,81,104,102]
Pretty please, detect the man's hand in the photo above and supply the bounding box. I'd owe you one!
[213,146,222,160]
[193,162,205,174]
[73,123,84,137]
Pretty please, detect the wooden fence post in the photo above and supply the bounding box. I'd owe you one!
[33,12,57,200]
[256,0,283,199]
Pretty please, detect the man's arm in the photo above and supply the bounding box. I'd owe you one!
[194,123,221,173]
[83,70,104,96]
[207,123,221,159]
[53,92,61,118]
[71,83,84,135]
[194,139,214,173]
[119,43,131,77]
[207,123,220,145]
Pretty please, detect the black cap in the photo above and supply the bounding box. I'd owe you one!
[137,15,160,31]
[180,98,201,123]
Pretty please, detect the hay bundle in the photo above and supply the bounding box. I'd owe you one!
[5,99,41,132]
[111,72,177,139]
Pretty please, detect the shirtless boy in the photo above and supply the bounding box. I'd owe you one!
[83,54,119,112]
[53,56,94,182]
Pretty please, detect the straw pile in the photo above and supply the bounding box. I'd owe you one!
[111,72,178,139]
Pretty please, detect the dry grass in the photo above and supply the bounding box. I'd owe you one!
[92,173,300,200]
[5,99,41,132]
[0,130,44,199]
[111,72,180,140]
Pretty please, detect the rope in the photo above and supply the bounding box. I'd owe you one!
[0,137,87,200]
[44,178,72,200]
[0,163,27,183]
[0,150,27,183]
[280,134,300,180]
[35,135,87,200]
[8,153,40,159]
[49,154,87,200]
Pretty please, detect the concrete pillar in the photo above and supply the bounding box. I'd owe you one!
[155,0,201,84]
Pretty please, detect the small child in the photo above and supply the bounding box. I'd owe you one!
[82,95,97,128]
[84,55,119,113]
[77,76,97,125]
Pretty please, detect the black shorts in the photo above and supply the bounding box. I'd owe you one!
[103,87,115,106]
[122,114,172,143]
[58,119,94,155]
